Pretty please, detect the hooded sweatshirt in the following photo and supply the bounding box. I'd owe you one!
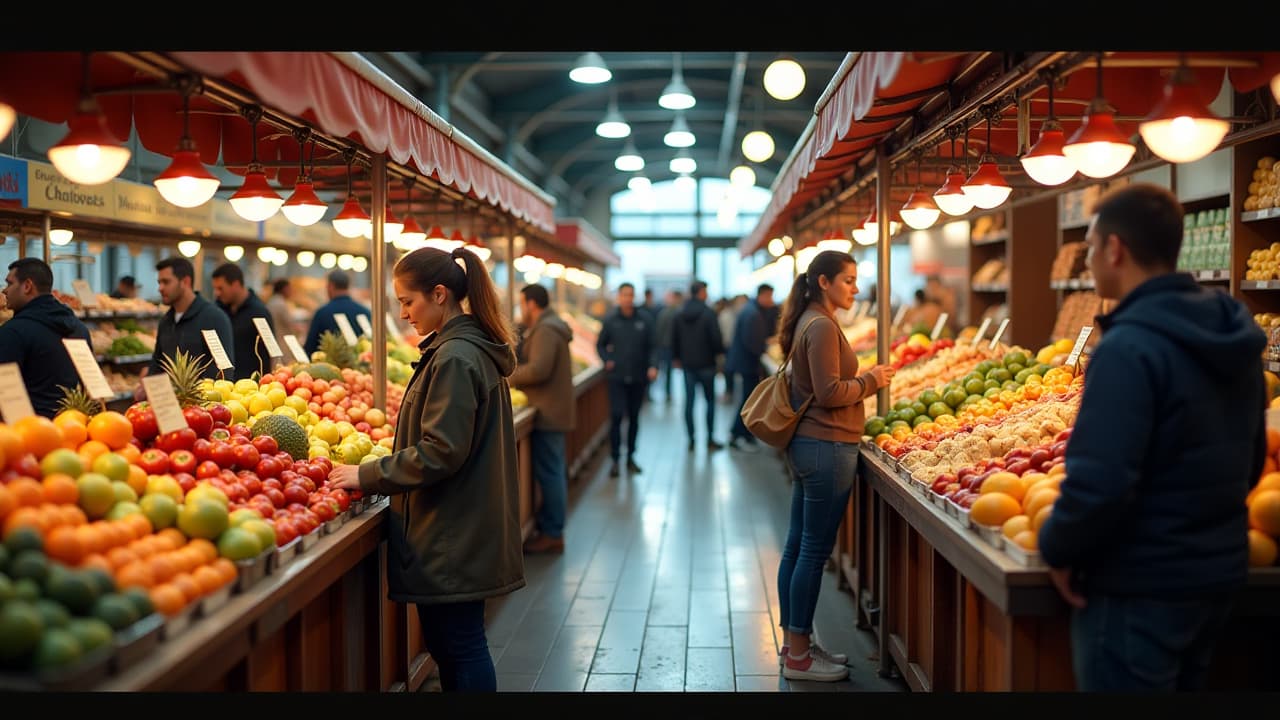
[510,310,576,432]
[0,294,92,418]
[1039,274,1267,597]
[358,314,525,605]
[671,298,724,371]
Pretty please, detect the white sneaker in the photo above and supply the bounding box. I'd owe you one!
[781,651,849,682]
[778,641,848,667]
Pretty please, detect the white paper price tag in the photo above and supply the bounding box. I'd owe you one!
[891,303,908,329]
[334,314,358,346]
[283,334,310,364]
[930,313,949,341]
[141,374,189,435]
[252,317,284,359]
[385,312,405,342]
[201,330,234,371]
[71,279,98,309]
[1065,326,1094,368]
[971,317,993,347]
[0,364,35,423]
[988,318,1011,350]
[61,338,114,400]
[356,314,374,337]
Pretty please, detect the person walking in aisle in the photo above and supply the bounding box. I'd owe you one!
[211,263,275,381]
[327,246,524,692]
[108,275,139,300]
[597,282,657,477]
[135,257,233,400]
[655,289,683,403]
[775,250,895,682]
[511,284,575,555]
[1037,184,1267,692]
[726,283,775,452]
[0,259,91,418]
[303,270,371,356]
[266,278,299,339]
[671,280,725,451]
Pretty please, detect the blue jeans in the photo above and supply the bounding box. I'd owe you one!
[531,429,567,539]
[777,436,858,635]
[730,368,762,442]
[1070,592,1235,691]
[682,366,717,442]
[416,600,495,691]
[607,379,646,461]
[657,347,674,398]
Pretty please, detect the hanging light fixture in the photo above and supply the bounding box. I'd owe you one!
[337,254,355,270]
[852,213,875,246]
[154,81,220,208]
[281,132,327,226]
[296,250,315,267]
[331,153,370,238]
[862,206,901,240]
[257,246,276,262]
[628,171,651,192]
[49,228,75,246]
[48,53,131,186]
[177,240,202,258]
[730,164,756,189]
[673,173,697,193]
[768,237,787,257]
[615,138,644,172]
[1021,73,1077,186]
[934,127,975,216]
[223,245,244,262]
[962,109,1013,209]
[1063,53,1136,179]
[0,101,13,142]
[569,52,611,84]
[900,155,942,230]
[664,111,695,148]
[742,129,775,164]
[659,53,696,110]
[596,88,630,138]
[351,256,368,273]
[669,148,696,174]
[362,206,404,242]
[763,56,806,101]
[272,248,289,266]
[399,177,427,248]
[319,252,337,269]
[1139,54,1230,164]
[228,106,284,222]
[466,233,491,262]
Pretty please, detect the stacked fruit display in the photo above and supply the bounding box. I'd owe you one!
[887,334,954,370]
[886,342,1008,407]
[1243,156,1279,212]
[1247,429,1280,567]
[1246,243,1280,282]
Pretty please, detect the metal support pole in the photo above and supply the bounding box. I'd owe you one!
[507,221,517,324]
[371,155,388,413]
[42,213,51,265]
[874,146,894,679]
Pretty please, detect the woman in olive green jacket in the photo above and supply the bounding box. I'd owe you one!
[329,246,524,692]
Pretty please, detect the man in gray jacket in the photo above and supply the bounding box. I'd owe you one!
[655,289,683,403]
[511,284,576,555]
[597,282,658,478]
[671,280,725,451]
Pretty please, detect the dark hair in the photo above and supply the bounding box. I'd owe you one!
[617,282,635,293]
[211,263,244,285]
[8,258,53,294]
[155,256,194,284]
[690,280,707,297]
[778,250,855,356]
[756,283,774,297]
[327,270,351,291]
[394,247,515,349]
[1092,183,1184,270]
[914,289,926,303]
[521,283,550,309]
[272,278,290,295]
[118,275,137,288]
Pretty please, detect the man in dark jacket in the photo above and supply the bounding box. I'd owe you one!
[137,256,234,399]
[0,258,91,417]
[655,289,683,403]
[511,284,575,555]
[212,263,276,381]
[1038,184,1267,691]
[597,282,657,477]
[672,280,725,451]
[726,283,775,451]
[304,270,371,356]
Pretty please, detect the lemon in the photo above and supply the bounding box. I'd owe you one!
[248,394,274,416]
[308,446,330,460]
[313,421,340,445]
[234,379,259,396]
[335,421,356,439]
[285,396,309,415]
[273,406,299,421]
[224,400,248,425]
[267,387,288,408]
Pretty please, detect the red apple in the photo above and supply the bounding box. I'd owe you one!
[1005,447,1032,461]
[1029,449,1051,468]
[174,472,197,494]
[1051,441,1068,458]
[265,487,286,508]
[1005,459,1032,476]
[958,494,978,509]
[1054,428,1072,444]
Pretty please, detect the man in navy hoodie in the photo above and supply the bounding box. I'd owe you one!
[1038,184,1267,691]
[0,258,91,417]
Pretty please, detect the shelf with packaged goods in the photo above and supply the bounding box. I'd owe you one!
[1241,280,1280,290]
[1243,208,1280,223]
[1048,278,1095,291]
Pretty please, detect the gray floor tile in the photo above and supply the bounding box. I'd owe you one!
[585,673,637,692]
[685,647,735,692]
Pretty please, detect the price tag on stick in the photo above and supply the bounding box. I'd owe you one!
[61,338,114,400]
[1065,326,1094,370]
[201,330,234,371]
[988,318,1011,350]
[891,303,908,329]
[252,318,284,359]
[141,374,189,435]
[356,314,374,338]
[71,280,98,309]
[930,313,949,341]
[283,335,310,364]
[971,317,993,347]
[0,364,36,422]
[334,314,359,346]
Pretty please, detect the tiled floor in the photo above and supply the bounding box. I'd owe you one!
[481,382,907,693]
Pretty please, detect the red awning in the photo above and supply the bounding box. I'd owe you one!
[556,219,621,267]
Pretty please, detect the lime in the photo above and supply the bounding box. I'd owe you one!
[919,390,941,407]
[9,550,49,586]
[975,361,995,375]
[31,627,82,671]
[888,420,910,433]
[864,418,886,437]
[92,593,140,631]
[986,368,1013,384]
[120,587,154,619]
[984,387,1002,399]
[139,493,178,530]
[4,526,44,555]
[964,378,986,396]
[1006,362,1026,376]
[910,401,928,418]
[14,578,41,602]
[81,567,116,597]
[884,410,903,425]
[966,393,986,406]
[0,573,13,603]
[1014,368,1035,384]
[239,520,276,553]
[1034,363,1053,376]
[1003,351,1029,367]
[0,601,44,663]
[67,617,114,653]
[984,379,1001,391]
[0,544,9,574]
[943,389,968,408]
[896,407,917,423]
[216,527,263,561]
[911,414,932,428]
[1002,380,1020,392]
[927,402,953,419]
[34,599,71,629]
[45,570,99,616]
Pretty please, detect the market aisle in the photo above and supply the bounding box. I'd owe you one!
[482,380,906,693]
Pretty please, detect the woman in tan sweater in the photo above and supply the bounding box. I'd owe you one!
[775,250,895,682]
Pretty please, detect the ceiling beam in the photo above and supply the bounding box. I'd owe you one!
[718,52,748,175]
[450,52,505,103]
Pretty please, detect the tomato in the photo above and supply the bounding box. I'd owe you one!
[207,403,232,426]
[312,457,333,475]
[287,503,309,515]
[169,449,197,474]
[174,472,197,493]
[300,464,325,485]
[265,487,286,508]
[225,482,248,503]
[233,444,261,471]
[137,448,170,475]
[279,470,299,485]
[328,489,351,512]
[262,478,283,492]
[192,438,214,463]
[126,402,159,442]
[254,457,281,480]
[196,460,221,479]
[210,442,237,470]
[283,484,310,506]
[273,519,298,546]
[240,474,263,496]
[249,495,274,517]
[310,501,336,522]
[251,436,279,456]
[229,424,251,439]
[183,406,214,439]
[296,476,317,494]
[156,427,197,453]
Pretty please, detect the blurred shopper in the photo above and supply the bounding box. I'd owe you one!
[109,275,139,299]
[774,250,894,683]
[726,283,775,451]
[597,282,658,477]
[1038,184,1267,691]
[304,270,371,356]
[211,263,275,381]
[136,257,233,400]
[266,278,298,339]
[671,280,725,451]
[0,259,91,417]
[327,246,523,693]
[655,289,683,403]
[511,284,575,555]
[718,294,747,403]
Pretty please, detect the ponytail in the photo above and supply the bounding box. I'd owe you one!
[776,250,856,356]
[451,247,515,350]
[393,246,516,352]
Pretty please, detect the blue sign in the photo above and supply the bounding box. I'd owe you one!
[0,154,27,207]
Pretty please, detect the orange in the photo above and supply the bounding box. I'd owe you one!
[55,409,89,426]
[1248,490,1280,536]
[44,526,85,564]
[125,464,148,497]
[1031,504,1054,532]
[1023,487,1060,518]
[1046,463,1067,478]
[106,546,140,570]
[53,414,88,449]
[77,439,111,466]
[192,565,225,595]
[187,538,219,564]
[123,512,152,539]
[0,485,15,522]
[1248,529,1278,567]
[211,558,238,586]
[8,478,44,508]
[0,425,22,470]
[1268,429,1280,457]
[73,524,106,555]
[116,444,141,465]
[41,473,79,505]
[1251,475,1280,505]
[1011,530,1038,551]
[1002,514,1031,540]
[80,553,112,574]
[3,509,42,542]
[172,548,201,573]
[59,505,88,527]
[13,416,63,459]
[1266,458,1279,476]
[170,572,203,603]
[979,472,1025,503]
[156,528,186,551]
[149,583,187,617]
[147,554,177,583]
[970,492,1023,528]
[86,412,133,451]
[115,560,155,589]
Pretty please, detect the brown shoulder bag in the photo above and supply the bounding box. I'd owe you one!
[739,316,824,449]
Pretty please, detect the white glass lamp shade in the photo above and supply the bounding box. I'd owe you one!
[48,108,131,185]
[223,245,244,262]
[764,57,806,101]
[663,113,695,148]
[742,130,775,163]
[49,228,74,246]
[569,52,611,84]
[296,250,315,267]
[319,252,337,269]
[228,168,284,222]
[730,165,756,188]
[154,149,220,208]
[177,239,202,258]
[1063,106,1136,179]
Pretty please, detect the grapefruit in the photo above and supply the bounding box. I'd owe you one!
[979,472,1025,503]
[970,492,1022,528]
[76,473,116,519]
[216,526,262,561]
[177,499,229,541]
[1002,515,1031,540]
[139,494,178,530]
[91,452,130,484]
[1248,490,1280,536]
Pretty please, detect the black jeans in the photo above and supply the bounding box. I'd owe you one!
[730,368,762,442]
[608,379,646,462]
[683,366,717,442]
[416,600,496,691]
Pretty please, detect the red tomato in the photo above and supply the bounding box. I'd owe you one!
[262,478,283,492]
[174,472,197,493]
[169,449,197,474]
[251,435,279,456]
[240,474,263,497]
[156,428,197,453]
[312,456,334,475]
[192,438,214,463]
[196,460,221,479]
[328,489,351,512]
[255,457,281,480]
[229,424,252,439]
[283,485,310,506]
[233,444,261,471]
[207,403,232,426]
[310,501,336,522]
[137,448,170,475]
[265,487,286,508]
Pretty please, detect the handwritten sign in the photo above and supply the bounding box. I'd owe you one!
[988,318,1011,350]
[200,330,234,371]
[356,314,374,337]
[252,318,283,359]
[283,334,310,364]
[930,313,949,341]
[141,374,189,435]
[72,279,98,309]
[385,312,405,343]
[892,303,908,329]
[0,364,35,422]
[62,338,114,399]
[971,317,993,347]
[1065,326,1094,369]
[334,314,358,346]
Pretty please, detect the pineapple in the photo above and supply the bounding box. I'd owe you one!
[318,330,356,371]
[56,383,101,418]
[159,348,213,408]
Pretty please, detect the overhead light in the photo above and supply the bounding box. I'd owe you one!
[272,248,289,266]
[1139,59,1230,164]
[615,139,644,172]
[49,228,74,246]
[716,194,738,227]
[852,217,876,246]
[900,190,941,230]
[628,172,651,192]
[934,170,975,215]
[742,130,775,163]
[1019,77,1076,186]
[352,256,368,273]
[296,250,315,267]
[48,103,131,186]
[257,245,277,262]
[332,195,370,238]
[229,165,284,222]
[426,225,448,243]
[319,252,337,269]
[399,215,426,247]
[465,239,492,262]
[362,206,404,242]
[223,245,244,262]
[862,208,901,240]
[663,112,695,148]
[670,149,696,174]
[569,52,611,85]
[767,237,786,257]
[659,53,696,110]
[1063,54,1135,179]
[523,271,541,284]
[280,177,327,226]
[544,263,565,279]
[337,253,355,270]
[962,115,1012,209]
[154,91,219,208]
[0,102,13,142]
[764,56,806,101]
[177,240,202,258]
[730,165,756,188]
[673,173,697,193]
[596,90,630,138]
